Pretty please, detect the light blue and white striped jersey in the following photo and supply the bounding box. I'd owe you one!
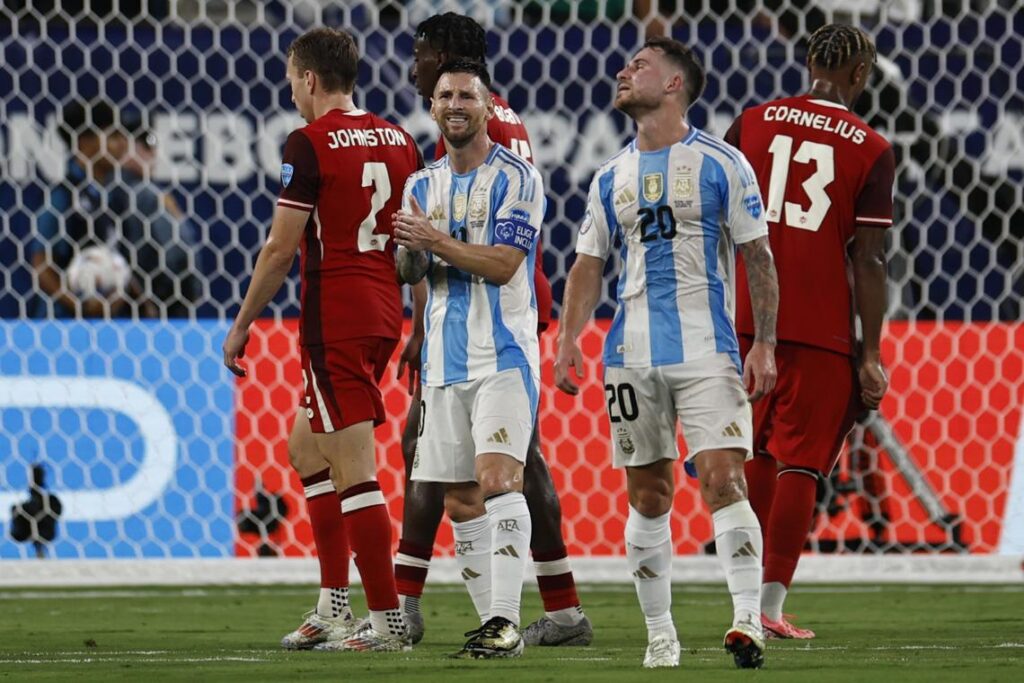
[576,127,768,371]
[403,143,543,387]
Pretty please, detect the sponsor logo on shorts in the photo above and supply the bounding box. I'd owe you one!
[722,421,743,438]
[616,427,636,455]
[497,519,520,532]
[455,540,474,555]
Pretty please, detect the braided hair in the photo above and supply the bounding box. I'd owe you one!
[415,12,487,64]
[806,24,876,71]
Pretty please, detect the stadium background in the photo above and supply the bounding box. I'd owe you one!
[0,1,1022,582]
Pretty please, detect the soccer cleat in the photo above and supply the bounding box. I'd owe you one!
[451,617,524,659]
[314,626,411,652]
[280,611,366,650]
[642,635,681,668]
[724,617,766,669]
[405,611,425,645]
[521,615,594,647]
[762,613,816,640]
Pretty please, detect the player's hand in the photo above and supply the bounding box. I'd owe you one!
[397,333,423,395]
[222,323,250,378]
[743,341,777,402]
[393,196,439,252]
[858,354,888,410]
[554,339,585,395]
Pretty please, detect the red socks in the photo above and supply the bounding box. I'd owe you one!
[763,469,819,588]
[301,469,349,588]
[339,481,399,611]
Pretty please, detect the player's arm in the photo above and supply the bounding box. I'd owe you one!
[397,280,427,394]
[223,205,308,376]
[555,176,613,395]
[224,129,317,377]
[726,154,778,401]
[555,253,605,395]
[738,236,779,402]
[852,146,897,409]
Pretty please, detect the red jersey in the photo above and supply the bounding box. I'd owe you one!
[278,108,422,346]
[729,95,895,356]
[435,93,553,333]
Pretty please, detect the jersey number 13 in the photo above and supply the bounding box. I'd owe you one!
[765,135,834,233]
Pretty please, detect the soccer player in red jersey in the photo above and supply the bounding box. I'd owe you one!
[222,28,421,652]
[727,24,894,639]
[392,12,591,647]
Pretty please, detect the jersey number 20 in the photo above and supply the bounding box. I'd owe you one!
[765,135,834,232]
[357,162,392,252]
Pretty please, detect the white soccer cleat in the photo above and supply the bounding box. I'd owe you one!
[643,635,681,668]
[314,626,412,652]
[280,611,367,650]
[724,616,766,669]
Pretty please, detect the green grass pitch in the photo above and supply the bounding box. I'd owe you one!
[1,584,1022,681]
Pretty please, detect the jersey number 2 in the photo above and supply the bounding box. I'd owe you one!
[357,162,392,252]
[765,135,834,232]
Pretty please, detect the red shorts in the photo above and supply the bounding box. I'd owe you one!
[299,337,397,434]
[740,336,863,474]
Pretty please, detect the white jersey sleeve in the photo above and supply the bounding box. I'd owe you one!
[722,151,768,245]
[492,158,543,254]
[575,171,614,260]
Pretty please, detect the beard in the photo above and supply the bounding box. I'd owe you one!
[439,116,484,148]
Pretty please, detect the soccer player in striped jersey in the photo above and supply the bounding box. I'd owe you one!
[394,12,590,648]
[223,28,420,652]
[728,24,894,640]
[393,59,543,659]
[556,38,779,670]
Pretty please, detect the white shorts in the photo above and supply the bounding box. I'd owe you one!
[603,353,752,468]
[412,367,538,483]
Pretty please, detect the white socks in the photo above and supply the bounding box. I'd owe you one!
[452,515,493,623]
[316,586,350,619]
[625,507,676,643]
[486,492,532,626]
[762,581,787,622]
[712,500,763,625]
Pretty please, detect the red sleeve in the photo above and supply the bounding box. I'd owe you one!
[434,136,446,161]
[278,130,319,211]
[724,114,742,148]
[854,145,896,228]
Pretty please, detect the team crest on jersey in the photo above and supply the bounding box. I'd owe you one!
[453,193,468,222]
[673,170,693,200]
[280,163,294,188]
[469,195,487,219]
[642,173,664,203]
[616,427,636,455]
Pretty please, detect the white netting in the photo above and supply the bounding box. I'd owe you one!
[1,1,1023,572]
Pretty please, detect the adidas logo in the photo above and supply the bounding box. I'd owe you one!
[461,568,481,580]
[428,204,446,221]
[732,541,758,558]
[633,565,658,579]
[722,421,743,438]
[494,544,519,558]
[614,187,636,207]
[486,427,510,445]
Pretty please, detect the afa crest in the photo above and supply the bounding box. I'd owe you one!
[673,170,693,199]
[642,173,664,203]
[469,196,487,219]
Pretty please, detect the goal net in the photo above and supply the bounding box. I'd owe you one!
[1,1,1022,583]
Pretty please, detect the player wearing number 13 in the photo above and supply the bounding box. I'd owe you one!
[727,24,895,641]
[223,28,421,652]
[556,38,779,670]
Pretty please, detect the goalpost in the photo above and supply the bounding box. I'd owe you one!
[1,1,1022,586]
